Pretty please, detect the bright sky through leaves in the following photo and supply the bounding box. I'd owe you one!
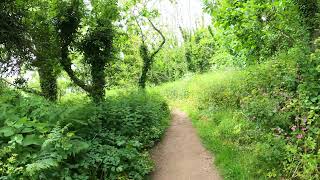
[156,0,211,31]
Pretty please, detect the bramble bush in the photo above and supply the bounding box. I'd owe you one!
[0,89,169,179]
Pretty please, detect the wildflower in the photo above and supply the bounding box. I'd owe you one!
[296,134,303,139]
[291,125,297,131]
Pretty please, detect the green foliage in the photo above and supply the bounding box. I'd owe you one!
[186,28,216,72]
[295,0,319,36]
[0,0,32,74]
[205,0,308,64]
[2,0,320,179]
[106,35,143,88]
[149,39,188,85]
[0,89,170,179]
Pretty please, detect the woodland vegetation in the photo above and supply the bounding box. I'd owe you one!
[1,0,320,179]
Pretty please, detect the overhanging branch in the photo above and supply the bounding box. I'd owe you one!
[60,46,92,93]
[148,18,166,59]
[134,16,146,45]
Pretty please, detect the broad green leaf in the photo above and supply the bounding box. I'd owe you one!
[23,134,43,146]
[71,140,90,154]
[21,127,35,133]
[35,123,50,133]
[0,126,15,137]
[14,117,28,129]
[11,134,24,144]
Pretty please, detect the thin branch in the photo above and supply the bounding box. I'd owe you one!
[134,15,146,44]
[208,26,214,37]
[178,25,192,43]
[178,26,187,42]
[0,77,42,96]
[148,18,166,59]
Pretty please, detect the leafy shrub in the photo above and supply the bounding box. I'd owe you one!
[150,44,188,85]
[0,90,169,179]
[205,0,308,64]
[241,94,280,127]
[187,28,216,72]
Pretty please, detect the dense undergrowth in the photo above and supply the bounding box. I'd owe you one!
[0,86,170,179]
[154,47,320,179]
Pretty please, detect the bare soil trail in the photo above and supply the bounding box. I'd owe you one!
[151,109,221,180]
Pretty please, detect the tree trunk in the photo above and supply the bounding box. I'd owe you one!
[38,62,58,101]
[90,60,106,103]
[139,57,152,89]
[138,44,152,89]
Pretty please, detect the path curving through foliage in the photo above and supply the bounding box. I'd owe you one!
[151,109,221,180]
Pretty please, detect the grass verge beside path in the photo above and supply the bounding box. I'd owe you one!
[186,109,258,180]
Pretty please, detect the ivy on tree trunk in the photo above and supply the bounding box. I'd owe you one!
[136,18,166,89]
[38,62,58,102]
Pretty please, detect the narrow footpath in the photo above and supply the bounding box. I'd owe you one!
[151,109,221,180]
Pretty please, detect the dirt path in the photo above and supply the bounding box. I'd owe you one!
[151,109,221,180]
